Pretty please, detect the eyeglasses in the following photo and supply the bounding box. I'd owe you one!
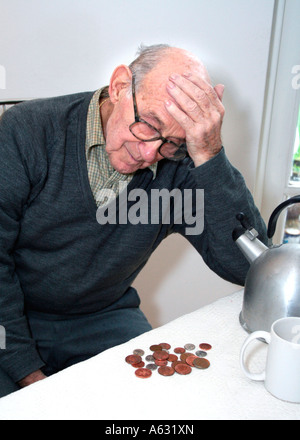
[129,77,187,161]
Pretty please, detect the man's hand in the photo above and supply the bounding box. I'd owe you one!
[165,72,225,167]
[18,369,47,388]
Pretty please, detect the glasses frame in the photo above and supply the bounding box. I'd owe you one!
[129,77,187,161]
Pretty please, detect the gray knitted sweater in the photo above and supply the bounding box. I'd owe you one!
[0,92,267,381]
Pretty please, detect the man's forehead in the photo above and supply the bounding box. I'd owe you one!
[141,59,209,93]
[134,53,208,139]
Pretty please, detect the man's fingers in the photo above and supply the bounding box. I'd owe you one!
[164,99,195,131]
[169,73,224,114]
[167,80,205,122]
[214,84,225,101]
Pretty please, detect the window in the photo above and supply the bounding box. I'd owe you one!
[254,0,300,245]
[284,105,300,243]
[289,106,300,184]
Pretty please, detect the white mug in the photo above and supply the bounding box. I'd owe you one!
[240,317,300,403]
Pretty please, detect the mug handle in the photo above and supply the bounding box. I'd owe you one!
[240,331,271,381]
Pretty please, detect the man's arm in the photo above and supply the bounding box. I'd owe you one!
[178,147,267,286]
[0,107,45,384]
[166,70,267,284]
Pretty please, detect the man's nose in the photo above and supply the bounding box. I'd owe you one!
[138,141,161,163]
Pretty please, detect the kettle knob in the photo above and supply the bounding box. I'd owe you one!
[233,212,268,263]
[236,212,252,230]
[233,212,259,242]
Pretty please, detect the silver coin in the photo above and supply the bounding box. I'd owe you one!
[184,343,195,351]
[146,363,157,370]
[195,350,207,358]
[133,349,145,356]
[145,354,154,362]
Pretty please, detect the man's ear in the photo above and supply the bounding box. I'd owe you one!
[109,65,132,104]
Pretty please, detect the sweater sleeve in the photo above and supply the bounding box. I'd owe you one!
[0,108,45,382]
[174,147,268,286]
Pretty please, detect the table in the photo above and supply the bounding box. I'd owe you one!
[0,290,299,420]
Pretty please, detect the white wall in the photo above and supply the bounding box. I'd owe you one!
[0,0,275,327]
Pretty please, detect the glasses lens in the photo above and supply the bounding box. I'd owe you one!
[130,121,161,141]
[160,142,187,161]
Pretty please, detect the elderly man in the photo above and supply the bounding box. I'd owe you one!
[0,44,267,397]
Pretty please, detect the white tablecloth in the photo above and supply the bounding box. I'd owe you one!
[0,290,299,420]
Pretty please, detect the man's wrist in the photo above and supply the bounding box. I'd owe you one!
[18,369,47,388]
[189,143,223,168]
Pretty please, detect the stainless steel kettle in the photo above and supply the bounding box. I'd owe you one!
[233,195,300,333]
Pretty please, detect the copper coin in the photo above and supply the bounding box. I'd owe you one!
[158,366,175,377]
[185,355,198,366]
[180,352,194,362]
[135,368,152,378]
[193,358,210,369]
[199,343,212,351]
[171,360,186,369]
[168,354,178,362]
[153,350,169,361]
[174,347,185,354]
[131,361,145,368]
[125,354,142,364]
[155,359,168,366]
[150,344,163,351]
[174,363,192,375]
[159,343,171,350]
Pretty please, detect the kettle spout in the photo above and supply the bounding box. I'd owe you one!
[233,225,268,264]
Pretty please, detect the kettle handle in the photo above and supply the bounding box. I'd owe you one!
[267,195,300,239]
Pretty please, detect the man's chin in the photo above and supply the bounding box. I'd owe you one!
[109,158,141,175]
[107,150,156,175]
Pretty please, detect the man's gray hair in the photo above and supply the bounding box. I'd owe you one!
[101,44,171,99]
[128,44,206,92]
[129,44,172,91]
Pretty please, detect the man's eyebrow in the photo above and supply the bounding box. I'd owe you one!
[144,111,165,128]
[143,111,185,141]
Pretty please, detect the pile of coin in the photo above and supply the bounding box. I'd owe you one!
[125,342,212,378]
